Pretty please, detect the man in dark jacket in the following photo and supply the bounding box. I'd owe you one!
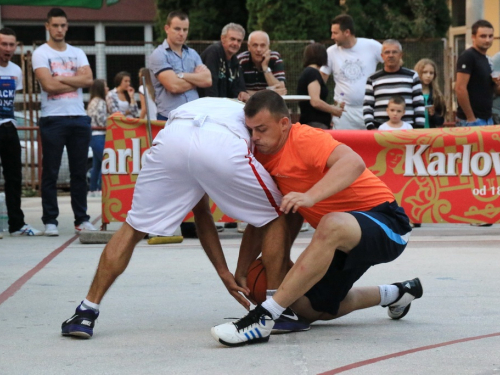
[198,23,249,102]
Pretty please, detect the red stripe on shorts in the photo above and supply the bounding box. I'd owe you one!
[245,151,281,216]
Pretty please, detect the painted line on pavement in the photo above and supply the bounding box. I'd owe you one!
[0,216,101,306]
[318,331,500,375]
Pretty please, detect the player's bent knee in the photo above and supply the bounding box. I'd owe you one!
[314,212,361,249]
[315,212,350,236]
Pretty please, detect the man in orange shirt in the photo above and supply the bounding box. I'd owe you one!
[212,90,422,347]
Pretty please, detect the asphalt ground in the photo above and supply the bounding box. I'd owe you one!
[1,196,499,375]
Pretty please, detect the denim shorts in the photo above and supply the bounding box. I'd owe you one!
[456,117,494,127]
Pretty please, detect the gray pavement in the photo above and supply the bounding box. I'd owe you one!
[1,196,500,375]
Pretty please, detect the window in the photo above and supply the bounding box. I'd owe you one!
[4,25,45,47]
[66,26,95,43]
[452,0,466,27]
[105,26,144,42]
[106,55,145,89]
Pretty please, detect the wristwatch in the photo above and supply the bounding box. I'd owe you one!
[264,67,272,74]
[177,72,184,79]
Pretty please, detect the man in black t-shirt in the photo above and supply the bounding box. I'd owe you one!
[455,19,500,126]
[198,23,249,102]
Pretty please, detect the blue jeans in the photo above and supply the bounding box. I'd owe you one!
[39,116,91,226]
[157,113,168,121]
[89,134,105,191]
[456,117,494,127]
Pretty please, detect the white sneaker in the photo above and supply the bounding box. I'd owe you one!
[75,221,97,234]
[211,305,274,347]
[237,222,248,233]
[386,278,423,320]
[215,223,225,232]
[44,224,59,237]
[11,224,43,236]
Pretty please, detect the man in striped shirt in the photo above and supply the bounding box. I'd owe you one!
[363,39,425,129]
[237,31,287,96]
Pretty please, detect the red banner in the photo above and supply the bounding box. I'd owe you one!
[102,117,500,225]
[329,127,500,224]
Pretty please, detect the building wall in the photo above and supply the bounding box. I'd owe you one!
[0,0,156,23]
[484,0,499,54]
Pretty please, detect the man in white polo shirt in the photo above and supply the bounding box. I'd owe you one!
[32,8,96,236]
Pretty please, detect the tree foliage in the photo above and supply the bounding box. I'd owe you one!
[155,0,248,41]
[343,0,451,39]
[155,0,451,41]
[246,0,342,41]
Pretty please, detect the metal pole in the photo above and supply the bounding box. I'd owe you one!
[141,75,153,145]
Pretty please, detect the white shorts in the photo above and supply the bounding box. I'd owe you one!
[332,105,365,130]
[126,119,282,236]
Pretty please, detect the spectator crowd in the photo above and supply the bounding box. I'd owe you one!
[1,9,500,239]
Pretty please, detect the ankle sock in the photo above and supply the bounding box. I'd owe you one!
[266,289,277,299]
[261,297,285,319]
[378,285,400,306]
[80,298,100,312]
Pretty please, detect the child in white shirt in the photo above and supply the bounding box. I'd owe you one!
[378,96,413,130]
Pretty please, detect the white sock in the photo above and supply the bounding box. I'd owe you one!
[81,298,100,312]
[378,285,400,306]
[266,289,277,299]
[261,297,285,320]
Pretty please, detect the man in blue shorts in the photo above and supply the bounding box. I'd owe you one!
[211,90,423,346]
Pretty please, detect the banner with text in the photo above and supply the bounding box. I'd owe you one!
[102,118,500,224]
[328,126,500,224]
[101,117,231,224]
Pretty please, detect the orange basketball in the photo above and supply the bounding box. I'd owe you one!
[247,258,267,304]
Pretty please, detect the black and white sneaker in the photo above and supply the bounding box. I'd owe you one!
[61,303,99,338]
[211,305,274,347]
[272,308,310,334]
[385,278,423,320]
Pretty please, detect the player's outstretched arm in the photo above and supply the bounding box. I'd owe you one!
[193,194,250,310]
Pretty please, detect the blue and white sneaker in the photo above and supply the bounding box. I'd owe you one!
[385,278,423,320]
[211,305,274,347]
[272,308,310,334]
[61,303,99,338]
[10,224,43,236]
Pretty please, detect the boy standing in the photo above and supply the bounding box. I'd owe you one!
[378,96,413,130]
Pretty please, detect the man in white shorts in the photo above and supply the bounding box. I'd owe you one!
[60,97,289,339]
[320,14,382,130]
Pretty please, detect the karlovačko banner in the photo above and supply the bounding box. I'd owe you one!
[102,117,500,226]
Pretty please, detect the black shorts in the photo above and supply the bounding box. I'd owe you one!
[304,201,412,315]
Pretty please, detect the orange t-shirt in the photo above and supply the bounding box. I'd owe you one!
[255,124,395,228]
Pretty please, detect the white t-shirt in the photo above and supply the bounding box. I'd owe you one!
[378,121,413,130]
[139,85,157,121]
[166,97,248,143]
[0,61,22,125]
[320,38,383,106]
[32,43,89,117]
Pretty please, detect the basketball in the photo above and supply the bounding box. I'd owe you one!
[247,258,267,304]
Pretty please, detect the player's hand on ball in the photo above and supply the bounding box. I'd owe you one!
[280,192,315,214]
[220,270,251,310]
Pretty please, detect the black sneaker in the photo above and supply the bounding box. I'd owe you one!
[211,305,274,347]
[272,308,310,334]
[385,278,423,320]
[61,304,99,338]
